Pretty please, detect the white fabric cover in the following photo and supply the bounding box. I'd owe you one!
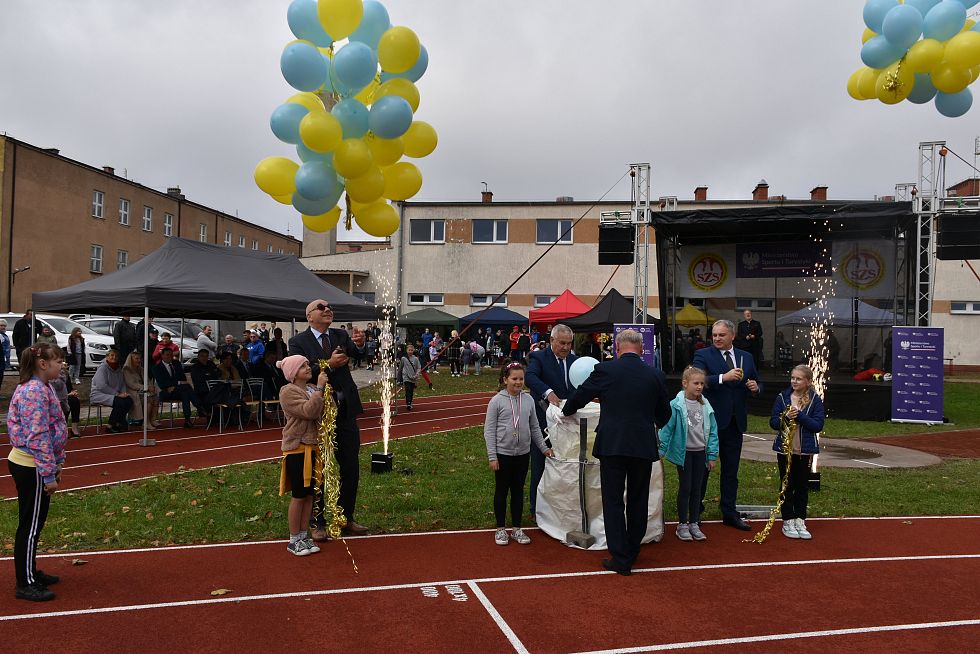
[536,402,664,550]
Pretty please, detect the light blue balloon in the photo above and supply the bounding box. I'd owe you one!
[861,35,905,68]
[380,44,428,83]
[292,181,343,215]
[923,0,966,41]
[349,0,391,50]
[296,143,334,165]
[295,160,340,201]
[906,0,941,16]
[270,103,309,144]
[286,0,333,47]
[864,0,900,32]
[368,95,413,139]
[331,99,370,138]
[882,5,924,49]
[568,356,599,388]
[935,88,973,116]
[280,41,328,92]
[907,73,938,103]
[333,42,378,90]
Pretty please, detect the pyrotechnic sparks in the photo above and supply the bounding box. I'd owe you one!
[375,264,397,455]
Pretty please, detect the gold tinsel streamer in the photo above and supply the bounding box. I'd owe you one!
[313,364,347,539]
[748,404,799,544]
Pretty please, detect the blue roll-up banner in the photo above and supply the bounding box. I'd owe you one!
[613,323,658,368]
[891,326,944,424]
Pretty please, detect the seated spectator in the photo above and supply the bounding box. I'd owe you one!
[188,349,221,408]
[218,334,240,359]
[196,325,217,357]
[245,331,265,365]
[218,351,244,382]
[50,357,82,438]
[152,332,180,364]
[90,349,134,433]
[236,345,253,380]
[153,347,202,429]
[123,352,159,429]
[252,348,287,400]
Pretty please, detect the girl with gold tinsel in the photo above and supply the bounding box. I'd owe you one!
[769,365,825,541]
[276,355,334,557]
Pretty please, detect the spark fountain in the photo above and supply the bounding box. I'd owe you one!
[371,267,397,474]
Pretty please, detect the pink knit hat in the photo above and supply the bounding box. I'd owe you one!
[276,355,308,382]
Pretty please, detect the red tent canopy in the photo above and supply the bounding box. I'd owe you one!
[528,289,591,325]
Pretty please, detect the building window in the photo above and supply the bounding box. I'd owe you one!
[536,219,573,244]
[118,199,130,225]
[199,223,208,242]
[117,250,129,270]
[408,293,444,305]
[679,297,705,309]
[224,231,232,247]
[470,293,507,307]
[735,298,775,311]
[238,235,246,248]
[409,219,445,243]
[472,219,508,244]
[278,248,284,254]
[92,191,104,218]
[267,244,273,253]
[950,301,980,314]
[90,244,103,273]
[252,239,259,250]
[164,213,173,237]
[353,291,376,303]
[142,206,153,232]
[534,295,557,307]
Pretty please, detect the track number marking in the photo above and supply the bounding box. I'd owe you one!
[418,584,468,602]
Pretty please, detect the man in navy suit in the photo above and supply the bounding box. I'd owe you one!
[693,319,762,531]
[524,324,577,515]
[562,329,671,576]
[153,347,203,429]
[288,298,368,540]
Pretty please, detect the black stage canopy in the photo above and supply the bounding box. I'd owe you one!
[563,288,661,333]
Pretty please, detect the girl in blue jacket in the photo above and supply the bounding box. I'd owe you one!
[658,366,719,542]
[770,364,825,540]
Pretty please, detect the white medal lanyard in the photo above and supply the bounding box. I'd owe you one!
[509,393,522,439]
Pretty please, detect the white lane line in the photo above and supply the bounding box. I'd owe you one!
[571,619,980,653]
[1,553,978,622]
[468,581,530,654]
[853,459,890,468]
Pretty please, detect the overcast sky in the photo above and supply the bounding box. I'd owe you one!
[3,1,979,242]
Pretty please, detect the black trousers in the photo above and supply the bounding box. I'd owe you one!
[493,453,530,528]
[107,396,133,427]
[600,455,652,571]
[676,450,707,524]
[61,397,81,424]
[701,415,743,519]
[159,384,199,420]
[777,453,812,520]
[312,406,361,528]
[403,381,415,407]
[8,461,51,588]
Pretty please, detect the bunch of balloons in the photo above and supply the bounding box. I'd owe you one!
[849,0,980,117]
[254,0,438,237]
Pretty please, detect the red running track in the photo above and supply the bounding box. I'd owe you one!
[0,517,978,652]
[0,392,494,497]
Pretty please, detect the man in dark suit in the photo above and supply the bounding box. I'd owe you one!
[524,323,577,516]
[153,347,202,429]
[288,298,368,540]
[693,319,762,531]
[562,329,671,576]
[735,309,763,368]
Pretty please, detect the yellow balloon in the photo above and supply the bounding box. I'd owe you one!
[906,39,945,73]
[287,92,325,113]
[317,0,363,40]
[932,62,972,93]
[857,68,881,100]
[944,31,980,69]
[862,28,876,44]
[334,138,373,178]
[364,133,404,166]
[378,26,421,73]
[300,110,343,152]
[273,193,293,205]
[355,78,380,105]
[302,206,342,233]
[254,156,299,197]
[875,62,914,104]
[373,78,420,112]
[847,69,866,100]
[402,121,438,157]
[382,162,422,201]
[345,166,385,203]
[963,18,976,32]
[354,201,400,237]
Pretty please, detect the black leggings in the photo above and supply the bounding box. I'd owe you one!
[8,461,51,588]
[107,396,133,428]
[777,453,812,520]
[403,381,415,407]
[61,397,81,424]
[493,453,530,528]
[676,449,707,524]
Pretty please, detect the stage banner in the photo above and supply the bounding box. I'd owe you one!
[677,245,735,298]
[613,323,657,367]
[832,240,896,299]
[736,242,831,278]
[891,326,944,424]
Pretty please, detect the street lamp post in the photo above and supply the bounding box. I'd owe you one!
[9,265,31,312]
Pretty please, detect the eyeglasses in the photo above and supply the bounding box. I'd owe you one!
[314,303,333,312]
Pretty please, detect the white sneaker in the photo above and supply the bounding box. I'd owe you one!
[287,539,312,556]
[512,528,531,545]
[494,528,509,545]
[302,537,321,553]
[688,523,707,541]
[676,523,693,541]
[795,518,812,540]
[782,519,800,539]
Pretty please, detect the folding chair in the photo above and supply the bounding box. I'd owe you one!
[206,379,244,434]
[243,378,265,428]
[84,403,107,434]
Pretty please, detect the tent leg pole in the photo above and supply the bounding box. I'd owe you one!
[138,305,155,447]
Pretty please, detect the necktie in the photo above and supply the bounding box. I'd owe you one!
[320,331,331,353]
[166,363,173,379]
[560,358,568,391]
[725,351,735,370]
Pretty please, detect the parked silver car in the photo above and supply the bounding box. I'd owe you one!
[0,313,114,372]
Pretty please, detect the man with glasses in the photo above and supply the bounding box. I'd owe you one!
[289,299,368,540]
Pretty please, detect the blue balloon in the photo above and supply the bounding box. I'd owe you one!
[292,181,343,215]
[935,88,973,116]
[331,99,370,138]
[281,41,328,92]
[907,73,939,104]
[286,0,333,47]
[332,42,378,90]
[568,356,599,388]
[864,0,900,32]
[882,5,924,49]
[380,44,428,83]
[906,0,941,16]
[270,103,309,144]
[295,160,340,201]
[296,143,334,164]
[860,35,905,68]
[368,95,413,139]
[923,0,966,41]
[349,0,391,50]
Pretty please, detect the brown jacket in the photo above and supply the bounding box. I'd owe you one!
[279,383,330,451]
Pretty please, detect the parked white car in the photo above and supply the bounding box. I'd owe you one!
[0,313,114,373]
[73,316,202,363]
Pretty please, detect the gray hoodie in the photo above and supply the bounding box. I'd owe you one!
[484,389,547,461]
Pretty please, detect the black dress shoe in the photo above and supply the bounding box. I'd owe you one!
[722,515,752,531]
[16,584,55,602]
[35,570,59,586]
[601,558,631,576]
[183,419,195,429]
